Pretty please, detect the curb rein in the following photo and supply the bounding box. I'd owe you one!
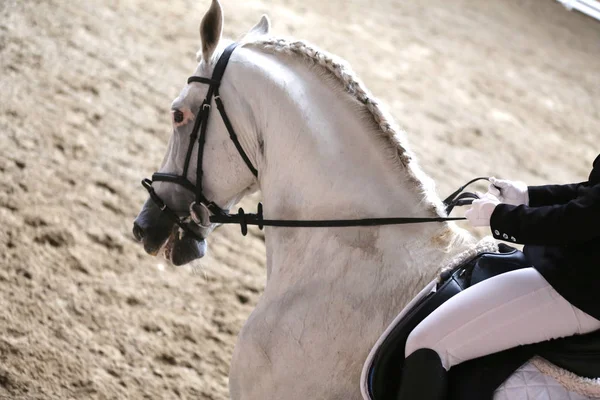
[141,43,489,237]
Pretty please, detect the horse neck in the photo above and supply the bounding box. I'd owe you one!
[232,46,473,304]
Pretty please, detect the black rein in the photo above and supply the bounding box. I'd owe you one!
[206,177,490,236]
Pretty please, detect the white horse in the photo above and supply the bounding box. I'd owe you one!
[133,1,600,399]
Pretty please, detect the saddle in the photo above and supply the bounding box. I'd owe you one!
[364,243,600,400]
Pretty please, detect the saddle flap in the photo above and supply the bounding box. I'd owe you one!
[365,268,467,399]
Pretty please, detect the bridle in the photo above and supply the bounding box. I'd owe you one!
[141,42,487,238]
[142,43,256,238]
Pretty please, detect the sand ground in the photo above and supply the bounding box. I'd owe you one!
[0,0,598,399]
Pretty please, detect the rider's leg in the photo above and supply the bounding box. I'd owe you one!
[396,267,600,400]
[407,267,600,368]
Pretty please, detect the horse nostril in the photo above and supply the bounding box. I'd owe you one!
[132,223,145,242]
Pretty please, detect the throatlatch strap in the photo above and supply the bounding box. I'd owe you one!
[215,90,258,177]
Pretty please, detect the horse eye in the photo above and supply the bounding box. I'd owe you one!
[173,110,184,123]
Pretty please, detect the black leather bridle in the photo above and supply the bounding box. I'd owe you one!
[141,43,487,238]
[142,43,257,238]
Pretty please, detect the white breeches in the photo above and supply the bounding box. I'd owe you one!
[405,267,600,370]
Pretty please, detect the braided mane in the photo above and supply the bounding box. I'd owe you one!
[244,37,445,216]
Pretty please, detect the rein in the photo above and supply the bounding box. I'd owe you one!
[141,42,489,237]
[201,177,488,236]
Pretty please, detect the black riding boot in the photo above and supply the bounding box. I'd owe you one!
[396,348,448,400]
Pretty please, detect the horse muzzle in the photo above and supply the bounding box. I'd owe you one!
[133,198,208,265]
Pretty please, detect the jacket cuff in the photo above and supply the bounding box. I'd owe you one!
[490,204,519,243]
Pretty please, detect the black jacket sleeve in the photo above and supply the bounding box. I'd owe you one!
[527,155,599,207]
[490,183,600,245]
[527,182,588,207]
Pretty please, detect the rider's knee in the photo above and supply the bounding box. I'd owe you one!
[405,326,432,358]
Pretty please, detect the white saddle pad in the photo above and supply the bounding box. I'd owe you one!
[495,362,596,400]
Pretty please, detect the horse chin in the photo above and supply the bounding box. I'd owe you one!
[164,229,207,266]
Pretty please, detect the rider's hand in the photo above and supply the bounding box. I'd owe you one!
[465,194,500,227]
[487,177,529,206]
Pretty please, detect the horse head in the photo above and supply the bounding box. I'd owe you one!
[133,0,269,265]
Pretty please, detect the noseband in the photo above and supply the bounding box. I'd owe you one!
[142,43,257,238]
[141,42,487,238]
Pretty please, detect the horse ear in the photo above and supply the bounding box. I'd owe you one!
[199,0,223,62]
[240,15,271,44]
[249,15,271,36]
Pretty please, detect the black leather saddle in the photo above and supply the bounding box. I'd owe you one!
[366,243,600,400]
